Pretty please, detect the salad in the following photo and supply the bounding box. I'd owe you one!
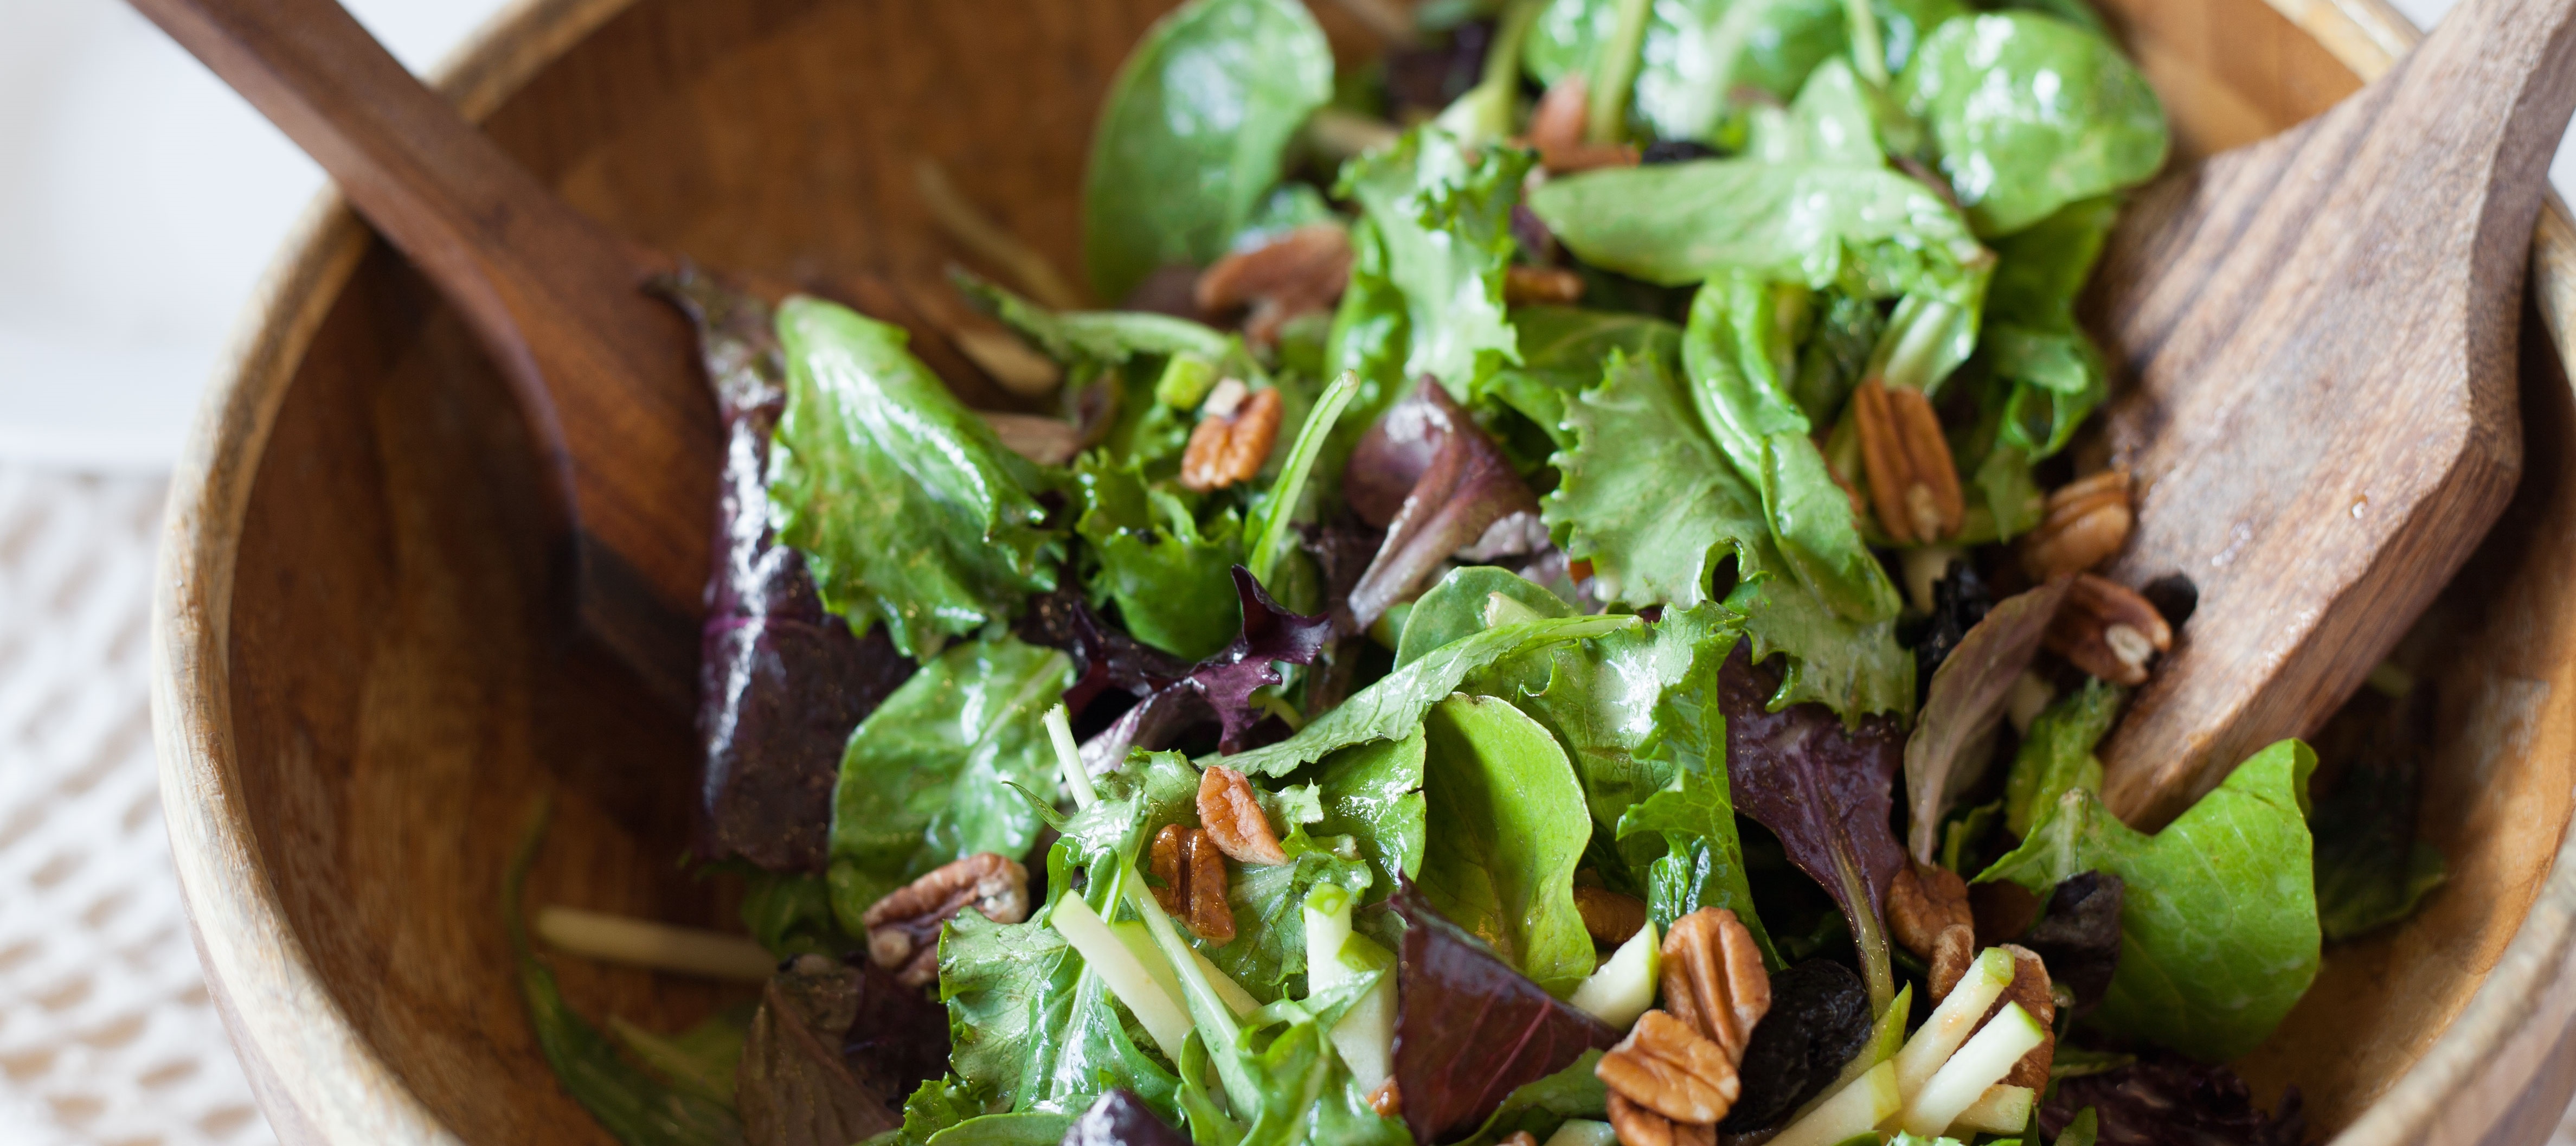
[505,2,2449,1144]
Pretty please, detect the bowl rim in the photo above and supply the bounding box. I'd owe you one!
[142,0,2576,1142]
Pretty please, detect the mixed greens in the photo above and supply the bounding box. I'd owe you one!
[509,2,2457,1145]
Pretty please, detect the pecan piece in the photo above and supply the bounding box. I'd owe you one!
[1505,265,1587,305]
[862,852,1030,988]
[1526,75,1640,174]
[1980,944,2057,1090]
[1194,225,1354,346]
[1575,885,1649,946]
[1367,1078,1403,1118]
[1659,908,1770,1058]
[2045,572,2174,686]
[2021,469,2134,579]
[1597,1010,1743,1124]
[1608,1094,1716,1146]
[1179,383,1282,492]
[1197,765,1289,865]
[1888,862,1978,1000]
[1149,824,1236,942]
[1852,379,1966,545]
[1499,1134,1540,1146]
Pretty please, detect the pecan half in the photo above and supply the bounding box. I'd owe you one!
[1608,1093,1716,1146]
[1575,885,1649,946]
[1505,265,1587,305]
[1197,765,1289,865]
[1194,225,1354,347]
[862,852,1030,988]
[1367,1078,1403,1118]
[1149,824,1236,942]
[1597,1010,1743,1124]
[1180,384,1283,492]
[1852,379,1966,545]
[1888,862,1978,1000]
[1526,75,1640,174]
[1660,908,1770,1059]
[1499,1134,1539,1146]
[2021,469,2134,580]
[2045,572,2174,686]
[1981,944,2057,1090]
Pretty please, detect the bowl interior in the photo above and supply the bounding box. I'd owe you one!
[195,0,2576,1141]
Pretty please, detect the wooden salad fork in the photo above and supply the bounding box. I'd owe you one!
[2086,0,2576,826]
[130,0,720,708]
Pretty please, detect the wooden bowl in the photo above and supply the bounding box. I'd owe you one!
[146,0,2576,1142]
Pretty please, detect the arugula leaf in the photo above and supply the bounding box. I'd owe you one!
[1545,349,1913,716]
[1476,306,1682,452]
[1978,740,2321,1062]
[1314,728,1429,900]
[1334,125,1535,398]
[1902,579,2072,862]
[1389,886,1622,1143]
[942,898,1182,1117]
[1898,12,2169,237]
[1418,694,1599,995]
[1217,614,1641,777]
[1610,610,1775,961]
[1082,0,1333,302]
[2002,676,2120,837]
[827,637,1072,931]
[1720,644,1909,1008]
[769,297,1062,661]
[1075,456,1245,661]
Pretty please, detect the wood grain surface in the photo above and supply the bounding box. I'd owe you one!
[143,0,2576,1143]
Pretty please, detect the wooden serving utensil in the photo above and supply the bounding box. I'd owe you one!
[2088,0,2576,827]
[130,0,718,708]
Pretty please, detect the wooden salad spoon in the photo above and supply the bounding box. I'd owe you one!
[130,0,721,708]
[2086,0,2576,827]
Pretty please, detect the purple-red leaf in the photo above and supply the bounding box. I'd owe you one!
[1079,567,1333,769]
[1390,881,1622,1144]
[1721,644,1907,1003]
[1017,585,1194,716]
[1904,577,2072,863]
[738,955,902,1146]
[1344,380,1544,631]
[839,959,950,1102]
[2037,1052,2304,1146]
[661,268,914,873]
[1061,1089,1191,1146]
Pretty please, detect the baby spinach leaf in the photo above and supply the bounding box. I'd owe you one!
[942,895,1181,1118]
[1083,0,1334,302]
[769,297,1062,662]
[1898,12,2169,236]
[1335,125,1535,398]
[1979,740,2321,1062]
[1218,614,1640,777]
[1476,306,1682,452]
[1074,457,1245,661]
[1545,349,1913,717]
[1613,612,1775,958]
[1746,58,1905,167]
[1389,886,1623,1143]
[1418,694,1600,994]
[1720,644,1910,1008]
[1903,578,2072,862]
[1527,0,1958,141]
[1314,729,1429,899]
[1396,566,1575,669]
[2002,676,2120,837]
[827,637,1072,931]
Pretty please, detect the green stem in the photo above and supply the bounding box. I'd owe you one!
[1587,0,1653,143]
[1843,0,1889,87]
[1246,370,1361,587]
[1127,868,1261,1113]
[1044,703,1095,808]
[1867,295,1964,395]
[1836,846,1897,1014]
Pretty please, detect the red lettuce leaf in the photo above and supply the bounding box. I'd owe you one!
[1080,566,1334,769]
[738,955,902,1146]
[1061,1090,1192,1146]
[1721,644,1908,1005]
[1017,584,1194,717]
[2036,1052,2304,1146]
[839,959,950,1102]
[1344,380,1544,631]
[1390,880,1622,1144]
[661,268,915,873]
[1904,577,2072,863]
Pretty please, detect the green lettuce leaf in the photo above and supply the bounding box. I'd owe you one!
[1313,728,1429,900]
[1073,456,1245,660]
[1451,1050,1609,1145]
[1977,739,2321,1061]
[1476,305,1682,453]
[1897,12,2168,237]
[828,637,1072,932]
[1983,196,2118,460]
[769,297,1063,661]
[1746,57,1904,167]
[1610,617,1775,962]
[1334,125,1535,398]
[1418,694,1598,995]
[1082,0,1333,301]
[2001,677,2120,837]
[941,900,1180,1117]
[1395,565,1575,670]
[1210,837,1377,1000]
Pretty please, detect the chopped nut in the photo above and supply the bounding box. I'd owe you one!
[2021,469,2135,579]
[862,852,1030,988]
[1526,75,1640,174]
[1505,265,1587,305]
[1597,1010,1743,1124]
[1888,862,1978,1000]
[1981,945,2057,1090]
[2045,572,2174,686]
[1149,824,1237,943]
[1367,1078,1403,1118]
[1852,379,1966,545]
[1607,1093,1716,1146]
[1575,886,1649,946]
[1659,908,1770,1058]
[1197,765,1290,866]
[1180,385,1283,492]
[1194,225,1354,346]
